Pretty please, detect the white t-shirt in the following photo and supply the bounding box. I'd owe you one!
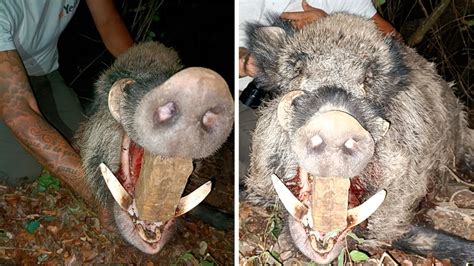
[0,0,80,76]
[239,0,377,90]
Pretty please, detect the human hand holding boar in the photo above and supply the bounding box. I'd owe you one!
[239,1,326,78]
[239,47,258,77]
[280,0,327,30]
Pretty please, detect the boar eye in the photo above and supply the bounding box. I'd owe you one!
[283,59,304,80]
[285,52,308,79]
[361,61,378,94]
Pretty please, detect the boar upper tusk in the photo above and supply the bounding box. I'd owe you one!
[277,90,304,131]
[347,190,386,228]
[271,174,309,221]
[108,78,134,122]
[99,163,133,211]
[175,181,212,217]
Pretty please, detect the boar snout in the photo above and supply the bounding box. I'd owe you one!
[294,110,375,177]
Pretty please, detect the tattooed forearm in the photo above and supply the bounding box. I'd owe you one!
[0,50,94,204]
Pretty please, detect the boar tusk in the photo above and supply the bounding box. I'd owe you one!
[99,163,133,211]
[277,90,304,131]
[108,78,134,122]
[175,181,212,217]
[347,190,386,228]
[271,174,309,221]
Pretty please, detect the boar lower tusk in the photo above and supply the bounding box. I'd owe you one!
[271,174,309,221]
[175,181,212,217]
[99,163,133,211]
[347,190,386,228]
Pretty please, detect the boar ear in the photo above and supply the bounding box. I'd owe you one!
[247,25,287,85]
[108,78,135,122]
[248,25,286,56]
[256,26,286,40]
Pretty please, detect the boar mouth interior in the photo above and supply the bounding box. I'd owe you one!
[272,169,386,254]
[99,132,211,244]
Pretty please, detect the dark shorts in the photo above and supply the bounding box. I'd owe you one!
[0,71,84,186]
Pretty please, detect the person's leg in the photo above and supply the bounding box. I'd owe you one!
[29,71,84,142]
[239,101,257,182]
[0,122,42,186]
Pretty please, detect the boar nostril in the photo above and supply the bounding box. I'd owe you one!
[310,134,323,148]
[201,107,223,131]
[309,134,325,153]
[344,138,356,149]
[201,110,219,131]
[153,102,177,125]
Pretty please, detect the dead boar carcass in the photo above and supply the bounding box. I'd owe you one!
[75,42,233,254]
[244,14,474,264]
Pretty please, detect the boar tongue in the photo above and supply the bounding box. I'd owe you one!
[311,177,350,233]
[134,151,193,221]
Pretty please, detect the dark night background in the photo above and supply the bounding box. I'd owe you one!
[58,0,234,112]
[56,0,471,115]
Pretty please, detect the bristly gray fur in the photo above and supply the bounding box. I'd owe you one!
[244,13,473,260]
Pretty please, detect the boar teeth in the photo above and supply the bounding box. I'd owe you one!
[99,163,133,211]
[271,174,309,221]
[137,224,162,243]
[175,181,212,217]
[347,190,386,228]
[309,232,335,253]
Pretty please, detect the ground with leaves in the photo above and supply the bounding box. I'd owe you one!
[0,140,235,266]
[0,175,233,265]
[239,179,474,266]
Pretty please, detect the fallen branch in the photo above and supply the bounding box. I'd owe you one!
[443,166,474,187]
[0,246,36,252]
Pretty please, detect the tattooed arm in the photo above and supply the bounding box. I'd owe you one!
[0,50,94,204]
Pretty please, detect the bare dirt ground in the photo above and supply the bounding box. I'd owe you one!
[239,179,474,266]
[0,141,235,265]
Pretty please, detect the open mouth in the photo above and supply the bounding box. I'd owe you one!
[272,167,386,261]
[98,132,212,251]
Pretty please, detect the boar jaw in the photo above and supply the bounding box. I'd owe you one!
[98,132,212,252]
[272,171,386,263]
[113,203,175,254]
